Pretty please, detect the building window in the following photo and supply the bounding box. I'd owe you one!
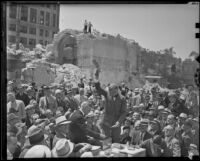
[30,8,37,23]
[45,30,49,37]
[53,5,56,10]
[53,14,56,27]
[45,12,50,26]
[39,40,43,45]
[46,5,50,9]
[45,41,48,45]
[40,11,44,25]
[52,31,55,38]
[21,6,28,21]
[29,27,36,35]
[9,24,16,31]
[20,25,27,33]
[19,37,27,45]
[39,29,44,36]
[9,5,17,19]
[8,35,16,43]
[29,38,36,46]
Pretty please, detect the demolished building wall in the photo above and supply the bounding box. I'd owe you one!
[52,29,142,88]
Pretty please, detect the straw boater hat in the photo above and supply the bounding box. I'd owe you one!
[158,105,165,111]
[179,113,187,119]
[52,139,74,157]
[55,115,71,126]
[24,145,51,158]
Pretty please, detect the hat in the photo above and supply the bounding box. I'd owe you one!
[81,152,94,157]
[67,89,72,94]
[55,89,62,94]
[25,104,35,111]
[26,125,43,138]
[193,117,199,122]
[8,81,14,85]
[26,125,45,145]
[168,92,176,97]
[109,83,118,89]
[184,119,193,127]
[164,125,173,131]
[52,139,74,157]
[140,119,149,126]
[86,111,96,118]
[150,119,160,126]
[179,113,187,118]
[24,145,51,158]
[7,113,20,123]
[43,86,50,90]
[134,88,139,93]
[189,144,197,149]
[55,116,71,126]
[179,94,185,100]
[162,108,171,114]
[158,105,165,111]
[167,114,175,120]
[123,126,130,131]
[26,86,34,92]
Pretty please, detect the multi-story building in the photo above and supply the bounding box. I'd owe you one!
[6,3,60,50]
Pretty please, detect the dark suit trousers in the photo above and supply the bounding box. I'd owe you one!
[102,123,121,143]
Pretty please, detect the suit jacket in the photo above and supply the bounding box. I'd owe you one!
[68,110,102,144]
[141,139,163,157]
[164,137,181,157]
[131,130,152,145]
[94,81,127,127]
[65,96,78,111]
[15,93,30,106]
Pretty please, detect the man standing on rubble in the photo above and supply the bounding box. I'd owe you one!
[94,69,127,143]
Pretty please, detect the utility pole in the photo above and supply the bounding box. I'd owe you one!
[16,4,20,50]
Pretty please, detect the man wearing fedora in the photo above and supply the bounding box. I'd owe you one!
[39,86,58,117]
[68,101,107,145]
[52,115,71,148]
[19,125,49,158]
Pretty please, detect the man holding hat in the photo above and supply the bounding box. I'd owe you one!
[130,88,141,107]
[94,80,127,143]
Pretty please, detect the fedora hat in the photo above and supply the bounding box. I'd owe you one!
[52,139,74,157]
[55,116,71,126]
[179,113,187,119]
[24,145,51,158]
[26,125,44,143]
[134,88,139,93]
[158,105,165,111]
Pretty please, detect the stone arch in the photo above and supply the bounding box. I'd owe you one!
[52,30,78,65]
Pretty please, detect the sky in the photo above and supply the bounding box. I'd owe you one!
[60,4,199,60]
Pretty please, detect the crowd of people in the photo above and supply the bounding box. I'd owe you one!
[6,76,199,158]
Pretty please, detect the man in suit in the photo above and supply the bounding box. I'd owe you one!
[39,86,58,117]
[139,119,152,143]
[94,81,127,143]
[15,85,30,106]
[65,89,79,112]
[68,101,106,145]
